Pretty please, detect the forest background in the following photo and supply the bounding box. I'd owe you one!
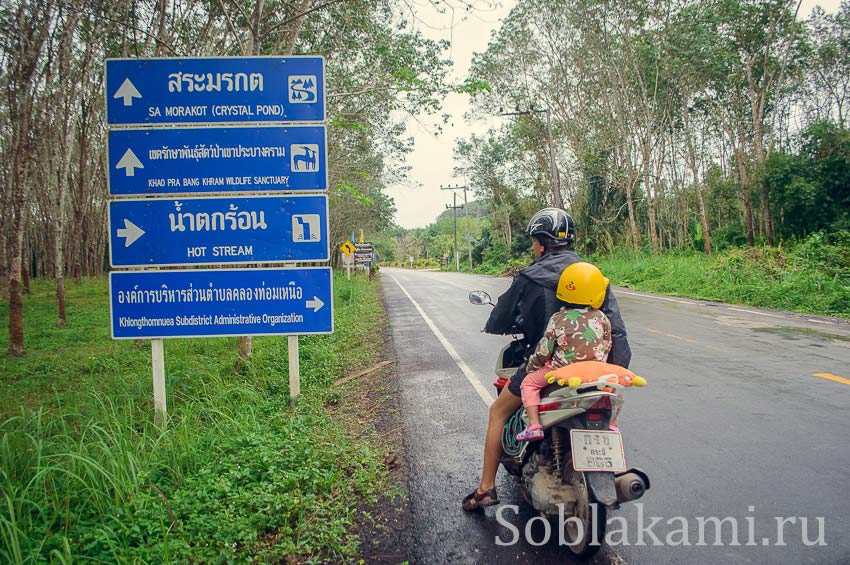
[3,0,849,353]
[0,0,459,355]
[378,0,850,318]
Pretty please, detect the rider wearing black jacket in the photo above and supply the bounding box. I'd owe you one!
[463,207,632,511]
[484,247,631,397]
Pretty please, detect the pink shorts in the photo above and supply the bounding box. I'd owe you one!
[520,361,556,408]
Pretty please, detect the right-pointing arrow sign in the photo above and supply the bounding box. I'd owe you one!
[116,148,144,176]
[116,219,145,247]
[114,78,142,106]
[306,296,325,312]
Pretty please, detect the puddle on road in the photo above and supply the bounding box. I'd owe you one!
[752,326,850,343]
[712,315,850,347]
[712,315,775,330]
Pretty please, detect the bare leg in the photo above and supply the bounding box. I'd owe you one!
[477,386,522,493]
[525,405,540,427]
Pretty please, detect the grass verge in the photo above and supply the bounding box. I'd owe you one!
[1,273,394,563]
[593,233,850,319]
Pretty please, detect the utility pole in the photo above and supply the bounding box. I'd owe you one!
[445,192,463,272]
[441,183,472,271]
[499,106,562,209]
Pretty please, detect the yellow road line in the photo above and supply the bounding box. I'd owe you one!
[812,373,850,386]
[646,327,697,343]
[644,327,722,351]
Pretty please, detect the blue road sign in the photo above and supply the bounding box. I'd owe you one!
[109,195,328,267]
[110,267,333,339]
[108,125,327,195]
[106,57,325,125]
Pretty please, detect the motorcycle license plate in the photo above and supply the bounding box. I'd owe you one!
[570,430,627,472]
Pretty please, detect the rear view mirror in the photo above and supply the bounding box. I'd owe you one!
[469,290,492,306]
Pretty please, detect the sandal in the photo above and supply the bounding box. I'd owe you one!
[516,424,544,442]
[462,487,499,511]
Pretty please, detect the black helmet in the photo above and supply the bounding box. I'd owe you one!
[525,207,575,246]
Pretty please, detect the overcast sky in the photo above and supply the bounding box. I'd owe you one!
[384,0,841,230]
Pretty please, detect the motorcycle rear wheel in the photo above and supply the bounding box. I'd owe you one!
[561,458,607,558]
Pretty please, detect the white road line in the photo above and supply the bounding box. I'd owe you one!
[615,290,694,305]
[618,289,797,320]
[726,307,784,318]
[388,273,495,407]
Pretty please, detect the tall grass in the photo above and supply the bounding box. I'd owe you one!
[1,273,387,563]
[593,232,850,318]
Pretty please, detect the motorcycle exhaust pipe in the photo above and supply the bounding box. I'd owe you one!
[615,470,649,503]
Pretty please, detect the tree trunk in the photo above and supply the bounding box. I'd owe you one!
[5,1,52,355]
[682,101,712,255]
[641,141,659,253]
[695,181,712,255]
[743,188,755,246]
[74,113,88,282]
[726,122,756,246]
[155,0,168,56]
[613,145,640,250]
[55,12,80,327]
[764,191,775,246]
[8,144,29,356]
[283,0,312,55]
[22,239,31,294]
[625,167,640,249]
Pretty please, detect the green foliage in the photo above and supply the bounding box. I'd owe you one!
[593,232,850,317]
[763,120,850,237]
[453,0,845,254]
[457,78,491,96]
[0,275,390,563]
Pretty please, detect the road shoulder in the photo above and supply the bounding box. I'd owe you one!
[331,284,414,563]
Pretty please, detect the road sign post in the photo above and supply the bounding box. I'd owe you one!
[354,242,374,269]
[288,336,300,405]
[106,57,325,125]
[340,240,355,280]
[106,55,331,416]
[109,195,329,267]
[108,125,328,195]
[152,339,167,424]
[110,267,333,339]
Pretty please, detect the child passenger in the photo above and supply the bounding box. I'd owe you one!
[516,262,613,442]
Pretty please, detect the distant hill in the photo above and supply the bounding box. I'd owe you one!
[434,199,489,224]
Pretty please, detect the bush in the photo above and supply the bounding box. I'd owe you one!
[789,231,850,284]
[595,236,850,318]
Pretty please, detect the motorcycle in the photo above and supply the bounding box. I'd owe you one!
[469,290,650,558]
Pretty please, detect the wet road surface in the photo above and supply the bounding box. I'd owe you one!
[380,267,850,564]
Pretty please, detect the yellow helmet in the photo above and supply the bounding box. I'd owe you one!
[556,262,609,309]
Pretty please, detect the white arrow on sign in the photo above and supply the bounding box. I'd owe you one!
[116,148,144,176]
[306,296,325,312]
[116,219,145,247]
[114,78,142,106]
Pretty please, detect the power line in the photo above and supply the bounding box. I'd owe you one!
[441,183,472,271]
[442,188,464,272]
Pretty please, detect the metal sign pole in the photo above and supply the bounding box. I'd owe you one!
[151,338,167,423]
[288,335,300,403]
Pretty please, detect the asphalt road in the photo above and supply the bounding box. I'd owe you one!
[379,267,850,564]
